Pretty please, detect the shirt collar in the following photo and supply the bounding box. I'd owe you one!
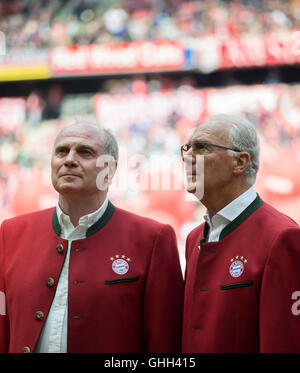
[204,187,257,228]
[56,196,109,232]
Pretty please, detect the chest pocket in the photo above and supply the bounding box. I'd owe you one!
[220,281,253,290]
[105,276,139,285]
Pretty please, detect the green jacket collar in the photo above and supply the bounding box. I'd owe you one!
[52,200,115,238]
[201,194,264,243]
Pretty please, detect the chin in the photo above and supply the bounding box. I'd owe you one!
[185,178,198,192]
[186,185,196,194]
[186,182,204,200]
[55,184,82,194]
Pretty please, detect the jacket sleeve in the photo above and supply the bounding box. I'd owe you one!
[260,227,300,352]
[0,222,9,352]
[143,224,184,353]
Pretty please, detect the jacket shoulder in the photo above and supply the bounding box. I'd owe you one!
[187,223,204,241]
[1,208,55,230]
[113,207,175,233]
[258,202,298,230]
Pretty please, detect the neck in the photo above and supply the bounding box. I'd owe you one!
[202,182,252,218]
[58,192,107,227]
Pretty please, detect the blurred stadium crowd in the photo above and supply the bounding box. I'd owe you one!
[1,0,300,51]
[1,0,300,249]
[1,77,300,246]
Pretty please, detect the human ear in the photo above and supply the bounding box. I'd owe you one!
[232,152,250,175]
[96,157,117,191]
[106,160,117,185]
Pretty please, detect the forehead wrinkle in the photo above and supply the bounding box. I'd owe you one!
[56,139,104,157]
[56,134,99,145]
[53,124,105,153]
[60,128,103,141]
[192,123,230,145]
[55,141,97,151]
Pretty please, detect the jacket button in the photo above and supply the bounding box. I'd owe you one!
[35,311,44,321]
[56,244,64,254]
[22,346,30,353]
[46,277,55,287]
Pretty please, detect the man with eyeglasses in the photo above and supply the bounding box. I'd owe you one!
[181,114,300,353]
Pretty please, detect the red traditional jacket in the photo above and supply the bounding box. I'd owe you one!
[182,196,300,353]
[0,201,184,353]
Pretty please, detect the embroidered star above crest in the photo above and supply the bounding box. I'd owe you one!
[110,254,131,262]
[230,255,248,264]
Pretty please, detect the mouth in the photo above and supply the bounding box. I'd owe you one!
[185,168,202,185]
[184,162,200,178]
[185,170,198,178]
[60,173,82,178]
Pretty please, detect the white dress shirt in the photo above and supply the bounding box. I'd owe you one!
[203,187,257,243]
[35,197,108,353]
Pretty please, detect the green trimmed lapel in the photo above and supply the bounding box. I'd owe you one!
[52,200,115,238]
[52,208,61,237]
[219,194,264,240]
[201,222,210,244]
[86,201,115,237]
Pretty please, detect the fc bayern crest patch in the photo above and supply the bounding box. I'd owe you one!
[110,255,130,275]
[229,256,247,278]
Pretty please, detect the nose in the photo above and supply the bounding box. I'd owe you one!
[64,149,79,167]
[182,153,196,165]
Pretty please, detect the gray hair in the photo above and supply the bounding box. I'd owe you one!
[204,114,260,184]
[103,128,119,162]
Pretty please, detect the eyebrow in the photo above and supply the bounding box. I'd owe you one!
[193,140,211,145]
[77,144,96,153]
[55,143,97,154]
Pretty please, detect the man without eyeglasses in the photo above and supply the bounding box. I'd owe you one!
[181,114,300,353]
[0,121,183,353]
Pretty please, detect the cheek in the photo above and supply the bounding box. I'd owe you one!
[50,158,56,173]
[51,165,58,185]
[51,158,62,179]
[86,164,100,181]
[51,158,59,171]
[204,157,231,182]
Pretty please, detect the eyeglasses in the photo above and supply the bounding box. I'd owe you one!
[181,140,241,158]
